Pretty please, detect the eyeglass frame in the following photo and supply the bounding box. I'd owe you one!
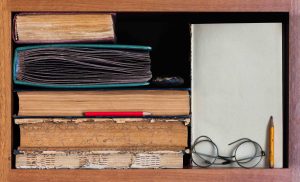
[191,136,266,169]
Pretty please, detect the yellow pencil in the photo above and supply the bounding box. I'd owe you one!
[269,116,274,168]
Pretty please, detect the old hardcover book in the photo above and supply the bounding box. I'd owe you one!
[16,118,189,150]
[16,150,183,169]
[13,13,115,43]
[13,44,152,88]
[17,90,190,116]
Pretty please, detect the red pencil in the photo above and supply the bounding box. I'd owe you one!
[84,112,152,117]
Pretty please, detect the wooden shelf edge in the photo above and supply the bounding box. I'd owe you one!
[9,168,291,182]
[8,0,290,12]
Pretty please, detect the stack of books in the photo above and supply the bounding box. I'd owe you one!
[13,13,190,169]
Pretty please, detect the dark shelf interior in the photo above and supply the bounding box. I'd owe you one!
[11,12,289,169]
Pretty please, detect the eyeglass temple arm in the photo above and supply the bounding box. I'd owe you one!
[194,136,213,143]
[228,138,252,145]
[193,152,232,165]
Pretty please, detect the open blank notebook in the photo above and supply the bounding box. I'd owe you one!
[191,23,283,168]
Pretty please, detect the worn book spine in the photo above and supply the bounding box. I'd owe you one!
[17,90,190,116]
[16,118,189,150]
[13,13,115,43]
[16,150,183,169]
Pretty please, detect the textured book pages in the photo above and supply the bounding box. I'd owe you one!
[16,118,189,150]
[14,117,191,125]
[13,44,152,88]
[17,90,190,116]
[191,23,283,168]
[13,13,115,43]
[16,151,183,169]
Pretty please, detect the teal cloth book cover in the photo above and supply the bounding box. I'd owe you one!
[13,44,152,88]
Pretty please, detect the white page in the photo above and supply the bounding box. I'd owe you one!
[191,23,283,168]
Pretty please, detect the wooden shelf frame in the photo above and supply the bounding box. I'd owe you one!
[0,0,299,181]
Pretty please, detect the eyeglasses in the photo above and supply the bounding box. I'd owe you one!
[191,136,265,168]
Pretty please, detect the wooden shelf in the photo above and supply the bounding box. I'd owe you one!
[1,0,300,181]
[8,0,290,12]
[9,169,290,182]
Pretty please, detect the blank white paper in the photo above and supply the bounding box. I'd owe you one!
[191,23,283,168]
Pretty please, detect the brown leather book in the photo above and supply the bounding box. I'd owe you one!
[16,118,190,151]
[13,13,115,43]
[17,90,190,116]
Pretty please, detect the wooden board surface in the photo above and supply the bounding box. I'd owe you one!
[8,0,290,12]
[0,0,12,182]
[8,169,291,182]
[0,0,299,181]
[290,0,300,181]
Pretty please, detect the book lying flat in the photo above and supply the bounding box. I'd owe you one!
[17,90,190,116]
[16,150,183,169]
[13,13,115,43]
[13,44,152,88]
[16,118,189,151]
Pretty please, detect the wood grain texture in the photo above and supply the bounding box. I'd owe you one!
[8,0,290,12]
[8,169,290,182]
[290,0,300,182]
[0,0,12,182]
[0,1,6,182]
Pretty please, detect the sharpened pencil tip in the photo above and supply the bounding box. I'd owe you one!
[143,112,152,116]
[269,116,274,126]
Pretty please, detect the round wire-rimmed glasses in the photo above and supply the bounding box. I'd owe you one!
[191,136,266,168]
